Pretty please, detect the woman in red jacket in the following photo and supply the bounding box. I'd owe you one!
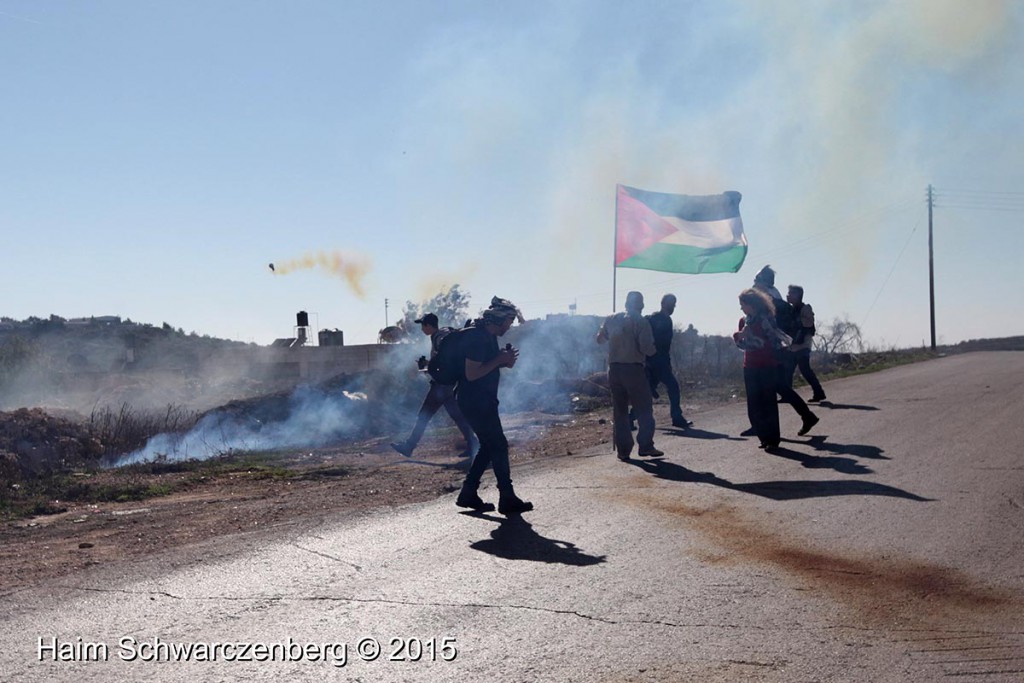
[733,288,786,452]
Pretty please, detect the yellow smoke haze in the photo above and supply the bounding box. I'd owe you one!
[272,251,371,298]
[415,266,479,301]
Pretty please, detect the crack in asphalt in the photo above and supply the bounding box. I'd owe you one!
[289,543,363,571]
[57,586,744,628]
[43,587,1024,642]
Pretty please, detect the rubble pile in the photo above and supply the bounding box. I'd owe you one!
[0,408,103,481]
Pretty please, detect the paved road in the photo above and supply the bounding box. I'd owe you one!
[2,352,1023,682]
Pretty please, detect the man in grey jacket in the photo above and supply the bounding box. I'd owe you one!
[596,291,663,460]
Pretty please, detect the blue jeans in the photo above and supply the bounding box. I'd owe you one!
[646,353,684,423]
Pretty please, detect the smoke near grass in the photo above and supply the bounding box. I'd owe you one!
[110,385,373,467]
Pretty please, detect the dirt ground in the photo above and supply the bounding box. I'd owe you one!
[1,410,621,595]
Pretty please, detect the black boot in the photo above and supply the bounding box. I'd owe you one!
[456,485,494,512]
[497,489,533,515]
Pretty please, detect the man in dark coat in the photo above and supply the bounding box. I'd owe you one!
[646,294,692,429]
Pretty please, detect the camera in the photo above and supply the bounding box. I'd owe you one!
[417,356,428,370]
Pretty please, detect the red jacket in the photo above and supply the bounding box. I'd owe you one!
[733,316,779,369]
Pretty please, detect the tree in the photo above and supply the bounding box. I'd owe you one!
[814,316,864,356]
[0,336,36,390]
[398,284,472,334]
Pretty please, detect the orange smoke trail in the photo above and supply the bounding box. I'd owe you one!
[271,250,371,298]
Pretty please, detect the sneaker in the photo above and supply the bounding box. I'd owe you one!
[809,395,826,403]
[617,451,631,461]
[390,442,413,457]
[455,493,495,512]
[497,495,534,515]
[740,427,757,437]
[798,414,820,436]
[637,447,664,457]
[672,419,693,429]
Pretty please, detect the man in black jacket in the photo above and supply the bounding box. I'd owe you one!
[783,285,826,402]
[454,297,533,515]
[646,294,692,429]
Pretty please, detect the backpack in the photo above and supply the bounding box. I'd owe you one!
[791,302,815,342]
[772,297,800,338]
[426,326,472,385]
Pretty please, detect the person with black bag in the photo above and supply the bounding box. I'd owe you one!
[784,285,826,402]
[390,313,479,459]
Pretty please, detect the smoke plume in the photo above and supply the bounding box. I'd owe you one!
[271,250,371,298]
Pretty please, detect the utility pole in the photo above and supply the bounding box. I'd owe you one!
[384,298,389,328]
[927,184,936,350]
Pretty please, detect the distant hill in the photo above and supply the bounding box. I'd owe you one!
[0,315,257,413]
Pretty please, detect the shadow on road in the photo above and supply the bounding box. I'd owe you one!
[466,514,606,565]
[661,426,746,442]
[396,458,471,470]
[768,443,875,474]
[627,458,932,502]
[811,400,879,411]
[801,434,888,460]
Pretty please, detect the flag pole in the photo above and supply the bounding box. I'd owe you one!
[612,184,619,312]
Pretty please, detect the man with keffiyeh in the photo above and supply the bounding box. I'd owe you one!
[453,297,534,515]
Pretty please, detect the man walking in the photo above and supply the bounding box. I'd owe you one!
[454,297,533,515]
[596,291,663,460]
[391,313,480,459]
[784,285,826,402]
[646,293,692,429]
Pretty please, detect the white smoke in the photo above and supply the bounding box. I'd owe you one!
[111,386,370,467]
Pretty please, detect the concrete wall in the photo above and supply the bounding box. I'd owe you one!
[210,343,400,381]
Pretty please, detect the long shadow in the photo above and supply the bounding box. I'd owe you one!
[800,435,888,460]
[627,458,932,502]
[395,457,472,470]
[661,426,746,442]
[467,514,606,565]
[813,400,880,411]
[765,443,875,474]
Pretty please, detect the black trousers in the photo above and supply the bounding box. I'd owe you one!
[744,366,780,446]
[789,348,824,397]
[776,353,814,419]
[457,396,513,493]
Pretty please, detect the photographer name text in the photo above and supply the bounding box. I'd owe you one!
[37,635,458,668]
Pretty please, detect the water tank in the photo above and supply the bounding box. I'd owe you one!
[296,311,309,328]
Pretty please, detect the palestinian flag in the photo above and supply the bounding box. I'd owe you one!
[615,184,747,274]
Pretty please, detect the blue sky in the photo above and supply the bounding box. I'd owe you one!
[3,0,1022,348]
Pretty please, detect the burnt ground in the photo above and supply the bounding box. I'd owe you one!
[0,409,620,595]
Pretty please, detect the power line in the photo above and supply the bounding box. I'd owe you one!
[934,187,1024,197]
[933,187,1024,213]
[861,213,922,328]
